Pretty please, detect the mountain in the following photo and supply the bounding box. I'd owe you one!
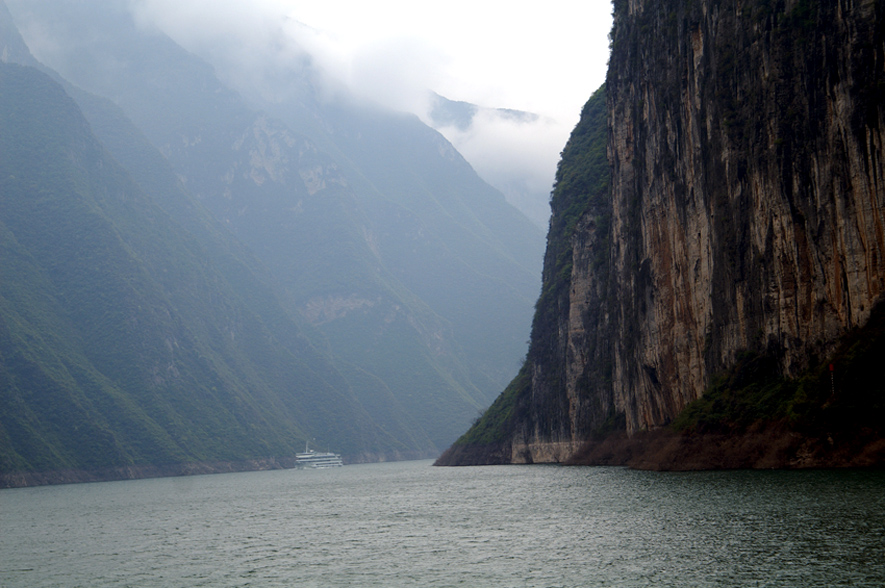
[428,94,540,132]
[426,93,554,229]
[1,0,543,470]
[0,60,432,485]
[439,0,885,469]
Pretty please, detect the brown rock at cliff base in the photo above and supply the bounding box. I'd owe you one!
[567,425,885,471]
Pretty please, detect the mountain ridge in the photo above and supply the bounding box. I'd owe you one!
[1,0,544,484]
[0,61,406,479]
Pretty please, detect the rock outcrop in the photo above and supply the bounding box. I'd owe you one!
[438,0,885,467]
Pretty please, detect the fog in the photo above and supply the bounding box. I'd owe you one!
[439,109,569,228]
[129,0,612,227]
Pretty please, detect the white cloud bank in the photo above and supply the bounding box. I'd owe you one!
[130,0,613,227]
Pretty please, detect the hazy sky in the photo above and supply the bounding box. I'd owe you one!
[132,0,613,226]
[283,1,612,121]
[287,1,613,227]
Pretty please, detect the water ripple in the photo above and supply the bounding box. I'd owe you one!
[1,463,884,587]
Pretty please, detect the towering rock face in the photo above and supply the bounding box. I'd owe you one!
[606,0,884,435]
[439,0,885,465]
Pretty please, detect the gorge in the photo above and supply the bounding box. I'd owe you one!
[0,0,543,486]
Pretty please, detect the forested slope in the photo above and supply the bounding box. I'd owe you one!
[0,63,419,485]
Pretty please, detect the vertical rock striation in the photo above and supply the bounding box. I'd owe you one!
[607,0,885,436]
[438,0,885,466]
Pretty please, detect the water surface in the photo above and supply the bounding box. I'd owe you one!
[2,461,883,587]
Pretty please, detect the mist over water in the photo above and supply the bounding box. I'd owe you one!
[2,461,884,587]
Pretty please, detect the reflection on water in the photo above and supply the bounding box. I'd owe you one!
[2,461,884,587]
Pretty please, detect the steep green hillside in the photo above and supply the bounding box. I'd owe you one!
[437,86,611,465]
[5,0,544,450]
[320,102,543,392]
[0,63,418,481]
[63,85,436,459]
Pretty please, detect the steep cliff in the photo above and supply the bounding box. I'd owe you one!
[439,0,885,467]
[437,87,616,465]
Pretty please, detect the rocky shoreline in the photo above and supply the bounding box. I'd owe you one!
[567,426,885,471]
[435,425,885,471]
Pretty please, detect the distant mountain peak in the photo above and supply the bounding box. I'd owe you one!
[427,92,540,132]
[0,0,38,67]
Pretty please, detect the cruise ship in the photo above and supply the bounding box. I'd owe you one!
[295,442,343,468]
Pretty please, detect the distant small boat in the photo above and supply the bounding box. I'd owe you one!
[295,441,343,468]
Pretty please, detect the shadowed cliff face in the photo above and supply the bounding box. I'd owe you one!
[606,0,885,436]
[437,0,885,466]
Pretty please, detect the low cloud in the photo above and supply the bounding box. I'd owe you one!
[349,37,448,117]
[130,0,324,105]
[128,0,590,226]
[130,0,446,113]
[431,109,569,228]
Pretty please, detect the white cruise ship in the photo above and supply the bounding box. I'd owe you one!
[295,442,343,468]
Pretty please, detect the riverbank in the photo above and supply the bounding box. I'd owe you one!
[0,449,439,488]
[0,458,301,489]
[568,424,885,470]
[434,423,885,470]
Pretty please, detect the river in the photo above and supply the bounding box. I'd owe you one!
[2,460,883,587]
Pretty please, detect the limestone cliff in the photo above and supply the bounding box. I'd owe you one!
[438,0,885,467]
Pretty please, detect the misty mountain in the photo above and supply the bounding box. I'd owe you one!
[0,60,438,479]
[1,0,543,470]
[428,93,540,132]
[425,93,554,229]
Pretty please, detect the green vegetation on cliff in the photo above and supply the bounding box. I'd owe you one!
[455,366,529,447]
[436,85,611,465]
[674,300,885,442]
[537,84,610,322]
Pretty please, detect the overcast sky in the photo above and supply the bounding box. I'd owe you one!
[283,1,612,121]
[133,0,614,226]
